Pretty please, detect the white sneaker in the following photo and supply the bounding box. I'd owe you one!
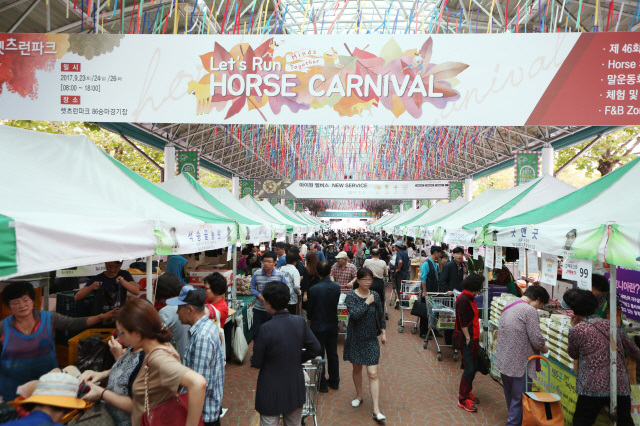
[351,398,363,407]
[372,412,386,421]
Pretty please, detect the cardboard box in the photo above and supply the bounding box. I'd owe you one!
[189,269,234,287]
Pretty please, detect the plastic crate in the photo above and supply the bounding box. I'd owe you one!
[56,290,95,317]
[68,329,114,366]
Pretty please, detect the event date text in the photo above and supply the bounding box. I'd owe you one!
[60,75,121,82]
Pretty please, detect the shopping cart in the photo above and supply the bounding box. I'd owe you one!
[397,280,422,334]
[423,293,459,361]
[301,357,324,426]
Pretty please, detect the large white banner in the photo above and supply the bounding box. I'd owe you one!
[1,32,638,125]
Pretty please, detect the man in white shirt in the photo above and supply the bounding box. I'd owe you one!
[362,248,388,308]
[300,239,308,257]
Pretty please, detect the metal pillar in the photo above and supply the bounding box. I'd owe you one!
[465,177,473,202]
[412,200,417,209]
[164,145,176,182]
[146,255,153,302]
[541,144,554,176]
[400,204,404,213]
[232,176,240,198]
[232,244,238,304]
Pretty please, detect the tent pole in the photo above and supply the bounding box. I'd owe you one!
[232,243,238,304]
[610,265,618,424]
[482,258,489,349]
[146,255,153,303]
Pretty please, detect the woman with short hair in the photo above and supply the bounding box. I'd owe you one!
[564,289,640,426]
[494,286,550,425]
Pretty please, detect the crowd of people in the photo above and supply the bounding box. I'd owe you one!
[1,229,637,426]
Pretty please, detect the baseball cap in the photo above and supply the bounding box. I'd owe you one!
[395,241,404,247]
[166,285,207,307]
[336,251,349,260]
[10,372,87,410]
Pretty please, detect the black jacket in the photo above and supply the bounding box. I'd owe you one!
[307,277,341,332]
[437,260,466,292]
[251,311,321,415]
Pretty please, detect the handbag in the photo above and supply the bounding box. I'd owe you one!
[410,297,430,319]
[374,299,383,336]
[68,402,115,426]
[140,349,205,426]
[477,347,491,375]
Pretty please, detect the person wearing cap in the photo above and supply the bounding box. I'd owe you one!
[393,241,410,308]
[325,244,338,268]
[5,372,87,426]
[0,282,117,403]
[419,246,445,338]
[250,251,288,339]
[330,252,358,288]
[168,286,224,426]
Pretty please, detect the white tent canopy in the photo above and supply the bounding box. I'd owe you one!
[0,126,236,278]
[369,213,397,231]
[275,204,317,233]
[411,198,469,239]
[434,175,575,246]
[239,196,296,237]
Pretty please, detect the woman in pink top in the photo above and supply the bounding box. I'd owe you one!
[494,286,549,426]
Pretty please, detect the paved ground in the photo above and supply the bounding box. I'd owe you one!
[222,286,508,426]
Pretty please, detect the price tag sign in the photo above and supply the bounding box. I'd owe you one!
[227,246,233,261]
[562,257,593,290]
[495,246,503,264]
[527,251,539,274]
[593,260,604,275]
[541,254,559,286]
[485,246,495,269]
[473,249,479,260]
[518,248,526,277]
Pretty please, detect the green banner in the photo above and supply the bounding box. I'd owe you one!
[285,200,294,210]
[317,212,377,218]
[449,182,463,201]
[403,200,412,210]
[240,180,254,198]
[295,204,304,212]
[176,150,199,180]
[515,152,540,186]
[269,198,279,206]
[392,205,400,213]
[420,199,431,208]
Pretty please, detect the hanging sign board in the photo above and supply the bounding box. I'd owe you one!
[485,246,495,269]
[616,267,640,323]
[518,248,527,277]
[240,180,255,198]
[393,205,400,214]
[514,151,540,186]
[317,211,377,218]
[252,179,449,200]
[285,199,295,209]
[420,200,431,208]
[541,254,559,286]
[3,33,640,126]
[295,204,304,212]
[562,257,593,290]
[403,200,412,210]
[527,251,540,274]
[269,198,279,206]
[449,182,463,201]
[176,150,199,180]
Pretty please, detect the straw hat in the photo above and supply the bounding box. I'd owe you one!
[10,373,87,410]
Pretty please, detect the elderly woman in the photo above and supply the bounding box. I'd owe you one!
[563,289,640,426]
[0,281,116,403]
[494,286,550,426]
[251,282,321,426]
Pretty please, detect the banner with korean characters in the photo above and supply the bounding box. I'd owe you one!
[393,205,400,214]
[154,222,236,255]
[403,200,412,210]
[295,204,304,212]
[285,199,295,210]
[4,33,640,126]
[449,182,463,201]
[514,151,540,186]
[240,180,255,198]
[420,199,431,208]
[615,266,640,323]
[562,257,593,290]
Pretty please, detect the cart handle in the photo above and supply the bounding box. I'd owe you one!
[527,355,548,362]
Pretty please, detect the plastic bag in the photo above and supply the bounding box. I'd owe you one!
[232,316,248,363]
[77,337,115,373]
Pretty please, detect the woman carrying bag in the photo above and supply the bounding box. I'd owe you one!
[117,299,207,426]
[343,268,387,421]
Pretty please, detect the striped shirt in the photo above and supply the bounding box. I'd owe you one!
[182,315,225,423]
[250,267,287,311]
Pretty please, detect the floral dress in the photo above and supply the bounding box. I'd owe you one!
[343,290,386,366]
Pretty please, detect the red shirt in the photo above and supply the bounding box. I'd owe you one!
[209,299,229,326]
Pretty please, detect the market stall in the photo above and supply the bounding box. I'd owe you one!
[239,195,293,238]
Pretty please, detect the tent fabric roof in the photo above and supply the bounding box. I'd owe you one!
[159,175,273,244]
[409,198,469,239]
[483,158,640,269]
[0,126,235,278]
[238,196,294,235]
[260,201,307,234]
[433,175,575,246]
[273,204,312,233]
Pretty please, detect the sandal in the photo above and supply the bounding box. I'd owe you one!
[372,412,386,421]
[351,398,363,407]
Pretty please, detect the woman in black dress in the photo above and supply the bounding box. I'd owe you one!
[344,268,387,421]
[251,282,321,426]
[301,252,320,313]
